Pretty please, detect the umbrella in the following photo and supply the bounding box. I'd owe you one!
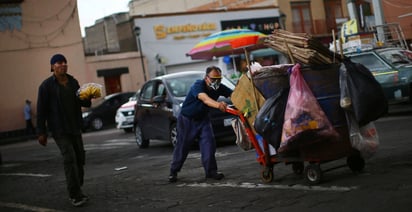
[186,29,267,60]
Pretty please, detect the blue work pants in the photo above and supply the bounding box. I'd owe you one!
[170,114,218,177]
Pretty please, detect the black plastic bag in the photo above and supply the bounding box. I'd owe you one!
[340,59,388,126]
[254,88,289,149]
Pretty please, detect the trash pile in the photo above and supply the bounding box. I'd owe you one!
[231,29,386,159]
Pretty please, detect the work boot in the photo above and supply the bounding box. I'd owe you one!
[206,172,224,180]
[168,173,177,183]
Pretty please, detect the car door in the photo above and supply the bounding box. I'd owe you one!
[145,82,171,139]
[135,81,155,137]
[135,80,170,140]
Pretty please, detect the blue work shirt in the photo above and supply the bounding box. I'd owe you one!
[180,79,232,120]
[24,104,32,120]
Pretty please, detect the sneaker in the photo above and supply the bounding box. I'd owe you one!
[168,173,177,183]
[71,197,87,207]
[206,172,224,180]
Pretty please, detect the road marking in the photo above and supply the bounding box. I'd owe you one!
[83,139,136,151]
[178,182,357,192]
[0,173,51,177]
[0,163,22,168]
[0,201,62,212]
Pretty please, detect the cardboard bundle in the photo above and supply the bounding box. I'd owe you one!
[265,30,342,65]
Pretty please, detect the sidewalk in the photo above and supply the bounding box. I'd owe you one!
[0,134,36,146]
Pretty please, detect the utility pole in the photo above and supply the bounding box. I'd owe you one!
[372,0,386,42]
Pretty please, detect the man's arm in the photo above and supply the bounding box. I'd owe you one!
[198,93,227,112]
[36,84,48,146]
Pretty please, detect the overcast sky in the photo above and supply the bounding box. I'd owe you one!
[77,0,130,36]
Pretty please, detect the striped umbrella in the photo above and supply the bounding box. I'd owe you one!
[186,29,267,60]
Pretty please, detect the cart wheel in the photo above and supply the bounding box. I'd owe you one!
[260,167,273,183]
[304,164,322,185]
[292,162,304,175]
[347,154,365,173]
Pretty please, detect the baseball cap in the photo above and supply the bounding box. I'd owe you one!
[50,54,67,72]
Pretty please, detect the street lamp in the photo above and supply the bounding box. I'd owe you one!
[134,26,147,82]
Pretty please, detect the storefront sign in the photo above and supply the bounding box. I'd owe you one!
[153,23,217,40]
[221,17,280,35]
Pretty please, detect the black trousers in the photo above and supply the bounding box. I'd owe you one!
[25,119,35,135]
[54,134,86,199]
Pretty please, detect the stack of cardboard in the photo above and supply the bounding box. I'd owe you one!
[265,29,342,65]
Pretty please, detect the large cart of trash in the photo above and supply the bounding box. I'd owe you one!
[228,30,385,185]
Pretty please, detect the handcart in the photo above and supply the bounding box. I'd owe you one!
[226,106,365,185]
[227,64,366,185]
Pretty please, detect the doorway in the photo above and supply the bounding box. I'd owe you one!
[97,67,129,95]
[104,76,121,95]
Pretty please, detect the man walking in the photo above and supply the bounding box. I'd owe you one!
[37,53,92,207]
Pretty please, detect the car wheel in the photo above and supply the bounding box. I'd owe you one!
[409,83,412,103]
[123,128,133,133]
[91,118,103,131]
[135,125,149,148]
[169,123,177,147]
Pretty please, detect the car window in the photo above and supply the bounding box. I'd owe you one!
[350,54,389,72]
[166,74,202,97]
[401,50,412,60]
[141,81,154,101]
[164,73,235,97]
[156,83,166,96]
[379,49,412,67]
[110,98,121,108]
[221,77,235,90]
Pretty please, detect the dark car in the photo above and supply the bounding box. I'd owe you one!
[346,47,412,103]
[82,92,135,131]
[133,71,236,148]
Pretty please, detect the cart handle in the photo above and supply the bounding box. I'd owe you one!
[225,105,267,165]
[225,105,240,116]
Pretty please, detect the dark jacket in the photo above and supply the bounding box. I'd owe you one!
[36,74,91,137]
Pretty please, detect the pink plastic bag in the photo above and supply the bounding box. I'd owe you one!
[279,64,338,152]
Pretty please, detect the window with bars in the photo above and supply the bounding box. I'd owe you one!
[0,1,23,31]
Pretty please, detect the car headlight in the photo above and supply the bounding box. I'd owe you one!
[82,111,91,119]
[115,110,124,121]
[115,110,122,117]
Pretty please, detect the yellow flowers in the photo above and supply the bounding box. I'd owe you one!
[77,83,103,100]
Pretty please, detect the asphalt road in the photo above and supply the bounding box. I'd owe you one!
[1,104,412,212]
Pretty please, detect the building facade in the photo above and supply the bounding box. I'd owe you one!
[1,0,411,137]
[132,7,285,78]
[84,12,131,55]
[0,0,87,134]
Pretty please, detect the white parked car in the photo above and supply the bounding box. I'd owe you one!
[115,92,138,132]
